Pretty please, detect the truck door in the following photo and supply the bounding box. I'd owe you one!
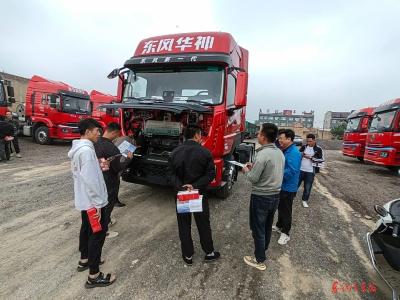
[226,74,241,135]
[33,92,46,118]
[46,94,61,123]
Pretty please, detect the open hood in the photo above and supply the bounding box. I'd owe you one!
[99,102,211,113]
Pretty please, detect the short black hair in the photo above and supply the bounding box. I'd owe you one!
[260,123,278,143]
[184,125,201,140]
[106,122,121,132]
[278,128,286,135]
[280,129,295,141]
[306,133,316,140]
[78,118,101,136]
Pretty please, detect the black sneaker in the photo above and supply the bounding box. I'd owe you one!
[114,201,126,207]
[204,251,220,262]
[182,255,193,266]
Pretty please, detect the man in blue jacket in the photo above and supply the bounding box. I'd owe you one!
[274,129,302,245]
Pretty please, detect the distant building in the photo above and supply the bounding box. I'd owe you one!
[323,111,351,130]
[0,72,29,114]
[257,109,315,128]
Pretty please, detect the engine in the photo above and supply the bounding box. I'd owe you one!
[122,109,211,162]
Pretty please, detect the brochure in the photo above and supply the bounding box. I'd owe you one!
[227,160,246,168]
[117,140,137,158]
[177,190,203,213]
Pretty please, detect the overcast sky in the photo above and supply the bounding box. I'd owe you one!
[2,0,400,126]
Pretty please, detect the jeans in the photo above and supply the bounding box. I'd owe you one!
[276,191,296,235]
[298,171,315,202]
[249,193,280,263]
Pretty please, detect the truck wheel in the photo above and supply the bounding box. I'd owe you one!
[35,126,51,145]
[388,166,400,176]
[216,164,235,199]
[356,156,364,162]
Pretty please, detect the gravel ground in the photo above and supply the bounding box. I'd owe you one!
[0,138,399,299]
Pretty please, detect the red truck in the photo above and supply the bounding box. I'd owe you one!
[0,74,15,117]
[19,75,91,144]
[342,107,375,162]
[104,32,253,198]
[364,98,400,175]
[90,90,120,129]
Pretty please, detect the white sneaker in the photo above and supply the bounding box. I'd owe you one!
[272,225,281,233]
[302,201,309,208]
[243,256,267,271]
[278,233,290,245]
[106,231,119,239]
[10,153,15,157]
[16,153,22,158]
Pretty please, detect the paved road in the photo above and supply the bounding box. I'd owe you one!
[0,138,398,299]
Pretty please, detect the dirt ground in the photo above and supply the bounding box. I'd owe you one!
[0,138,399,299]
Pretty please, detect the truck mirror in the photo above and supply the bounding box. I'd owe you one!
[234,72,248,108]
[107,68,120,79]
[8,97,16,104]
[6,86,15,98]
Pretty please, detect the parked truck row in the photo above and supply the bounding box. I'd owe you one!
[342,99,400,175]
[0,76,120,144]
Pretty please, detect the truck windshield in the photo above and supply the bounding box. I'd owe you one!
[62,96,90,114]
[345,117,361,132]
[123,66,224,105]
[369,110,397,132]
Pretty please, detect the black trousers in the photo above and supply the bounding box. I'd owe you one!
[79,207,109,275]
[176,195,214,258]
[276,191,296,235]
[10,136,20,154]
[104,178,120,223]
[0,140,6,160]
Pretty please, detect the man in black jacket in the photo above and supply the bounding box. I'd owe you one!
[298,133,324,208]
[94,123,133,237]
[0,120,14,162]
[169,125,220,265]
[5,111,21,158]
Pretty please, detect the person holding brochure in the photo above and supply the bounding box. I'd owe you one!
[169,125,220,265]
[94,123,133,238]
[241,123,285,271]
[68,118,116,288]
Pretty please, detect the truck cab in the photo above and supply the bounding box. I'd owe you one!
[105,32,252,198]
[23,75,91,144]
[90,90,120,130]
[0,75,15,118]
[342,107,375,162]
[364,99,400,175]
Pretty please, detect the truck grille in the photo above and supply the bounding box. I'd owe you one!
[366,149,378,157]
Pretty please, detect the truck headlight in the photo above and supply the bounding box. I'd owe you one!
[380,152,388,158]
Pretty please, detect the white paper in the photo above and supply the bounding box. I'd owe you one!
[118,140,137,158]
[189,196,203,213]
[227,160,246,168]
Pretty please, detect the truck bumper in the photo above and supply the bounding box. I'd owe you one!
[342,142,364,158]
[122,157,224,189]
[49,125,80,140]
[364,146,399,166]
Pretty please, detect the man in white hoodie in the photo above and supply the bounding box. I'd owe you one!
[68,118,116,288]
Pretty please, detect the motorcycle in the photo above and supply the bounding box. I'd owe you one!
[366,198,400,300]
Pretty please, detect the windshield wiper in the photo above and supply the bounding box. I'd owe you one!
[123,96,142,102]
[185,99,206,105]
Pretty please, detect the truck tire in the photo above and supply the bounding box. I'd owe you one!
[35,126,51,145]
[388,166,400,176]
[216,164,235,199]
